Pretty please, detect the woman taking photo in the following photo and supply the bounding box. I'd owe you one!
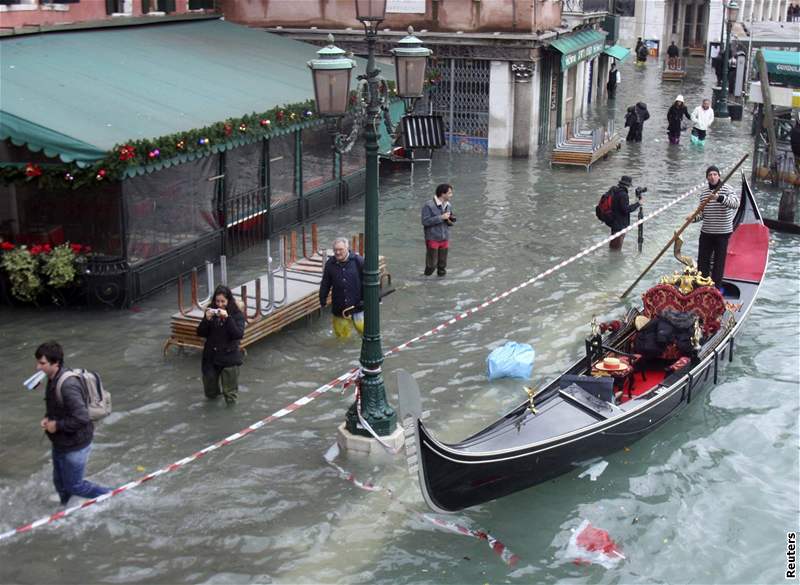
[196,285,245,405]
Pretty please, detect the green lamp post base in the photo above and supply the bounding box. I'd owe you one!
[345,372,397,436]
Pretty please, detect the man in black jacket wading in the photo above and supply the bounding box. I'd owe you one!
[609,176,643,250]
[36,341,110,506]
[319,237,365,339]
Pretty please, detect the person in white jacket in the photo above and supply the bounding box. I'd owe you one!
[691,99,715,142]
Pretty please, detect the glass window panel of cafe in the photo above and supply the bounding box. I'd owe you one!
[268,133,297,209]
[122,155,220,264]
[339,115,366,178]
[224,141,263,202]
[302,126,335,193]
[6,181,124,257]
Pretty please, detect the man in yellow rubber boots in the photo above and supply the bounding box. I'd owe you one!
[319,237,364,338]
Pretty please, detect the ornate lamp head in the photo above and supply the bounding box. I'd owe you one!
[307,35,356,117]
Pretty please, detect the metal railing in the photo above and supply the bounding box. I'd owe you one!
[563,0,611,15]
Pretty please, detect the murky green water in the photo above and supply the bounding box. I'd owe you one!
[1,60,797,584]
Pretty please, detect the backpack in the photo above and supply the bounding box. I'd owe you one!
[55,368,112,422]
[595,188,615,226]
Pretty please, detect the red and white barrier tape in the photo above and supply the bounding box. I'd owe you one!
[0,368,359,542]
[0,174,713,542]
[422,514,521,567]
[323,443,520,567]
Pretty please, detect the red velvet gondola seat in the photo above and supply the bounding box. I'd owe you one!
[636,283,725,361]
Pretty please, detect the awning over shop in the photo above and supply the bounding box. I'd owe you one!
[549,30,607,70]
[0,19,389,168]
[761,49,800,86]
[603,44,631,62]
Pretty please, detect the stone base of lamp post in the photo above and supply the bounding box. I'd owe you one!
[336,422,405,455]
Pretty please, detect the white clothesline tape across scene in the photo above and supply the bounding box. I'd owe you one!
[0,171,716,542]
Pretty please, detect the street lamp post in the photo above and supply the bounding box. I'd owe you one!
[308,1,430,439]
[716,0,739,119]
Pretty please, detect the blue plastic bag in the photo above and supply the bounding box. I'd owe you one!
[486,341,535,381]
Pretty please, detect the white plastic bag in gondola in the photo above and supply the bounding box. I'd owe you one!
[486,341,535,381]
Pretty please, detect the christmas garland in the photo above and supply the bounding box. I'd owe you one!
[0,100,319,191]
[0,79,425,191]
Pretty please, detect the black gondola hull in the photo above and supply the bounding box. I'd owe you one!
[412,174,767,513]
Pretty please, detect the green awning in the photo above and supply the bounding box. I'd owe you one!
[549,30,607,70]
[761,49,800,86]
[0,20,387,167]
[603,44,631,62]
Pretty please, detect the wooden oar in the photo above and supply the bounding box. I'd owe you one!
[620,153,748,299]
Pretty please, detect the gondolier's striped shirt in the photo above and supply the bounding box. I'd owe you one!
[696,183,739,234]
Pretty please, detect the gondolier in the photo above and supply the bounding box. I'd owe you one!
[693,165,740,289]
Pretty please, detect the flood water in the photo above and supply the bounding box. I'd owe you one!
[1,59,798,584]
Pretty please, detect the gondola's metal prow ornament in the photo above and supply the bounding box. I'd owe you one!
[523,386,539,415]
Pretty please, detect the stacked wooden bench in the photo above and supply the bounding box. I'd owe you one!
[551,119,621,170]
[163,228,388,354]
[662,58,687,81]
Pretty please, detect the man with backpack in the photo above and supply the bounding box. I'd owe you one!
[597,176,643,250]
[35,341,110,506]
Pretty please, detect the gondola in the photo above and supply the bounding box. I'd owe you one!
[399,174,769,513]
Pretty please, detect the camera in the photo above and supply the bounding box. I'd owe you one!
[635,186,647,199]
[446,213,456,225]
[207,308,221,315]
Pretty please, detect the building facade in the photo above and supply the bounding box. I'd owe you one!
[614,0,797,56]
[0,0,214,27]
[220,0,616,156]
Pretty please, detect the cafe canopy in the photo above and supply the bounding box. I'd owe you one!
[0,18,384,176]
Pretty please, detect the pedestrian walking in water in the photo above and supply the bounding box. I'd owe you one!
[197,285,245,405]
[624,106,639,142]
[421,183,455,277]
[35,341,111,505]
[691,98,714,145]
[608,176,643,250]
[693,166,739,288]
[607,62,619,100]
[625,102,649,142]
[636,42,649,64]
[666,95,691,144]
[319,237,365,339]
[667,41,680,69]
[790,117,800,175]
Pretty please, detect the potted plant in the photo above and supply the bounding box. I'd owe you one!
[0,241,90,306]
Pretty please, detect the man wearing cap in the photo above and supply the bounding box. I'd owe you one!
[667,96,691,145]
[694,166,740,288]
[609,176,643,250]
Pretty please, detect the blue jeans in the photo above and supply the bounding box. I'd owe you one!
[52,444,110,505]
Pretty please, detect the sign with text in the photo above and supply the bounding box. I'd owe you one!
[561,42,604,69]
[387,0,426,13]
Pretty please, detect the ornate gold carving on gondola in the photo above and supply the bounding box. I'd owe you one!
[523,386,539,415]
[659,235,714,294]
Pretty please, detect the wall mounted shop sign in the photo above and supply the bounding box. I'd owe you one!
[561,41,604,69]
[549,30,607,70]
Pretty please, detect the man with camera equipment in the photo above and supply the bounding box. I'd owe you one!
[319,237,365,339]
[197,285,245,405]
[609,176,645,250]
[421,183,455,277]
[35,341,111,505]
